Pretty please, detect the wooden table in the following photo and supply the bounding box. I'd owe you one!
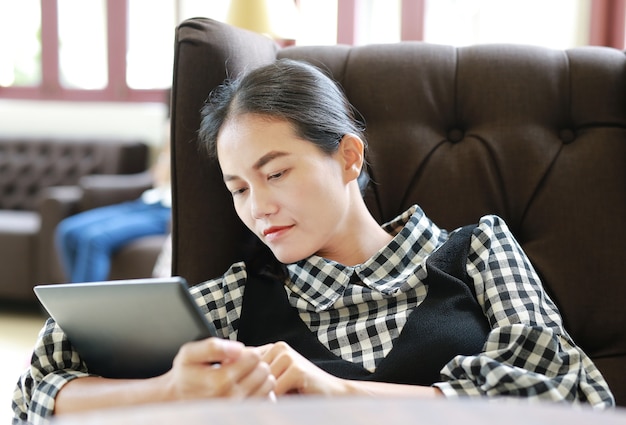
[51,396,626,425]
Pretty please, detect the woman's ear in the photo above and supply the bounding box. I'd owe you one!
[338,134,365,182]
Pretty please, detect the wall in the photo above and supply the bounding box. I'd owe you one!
[0,99,168,148]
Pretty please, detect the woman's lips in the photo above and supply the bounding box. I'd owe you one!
[262,225,293,241]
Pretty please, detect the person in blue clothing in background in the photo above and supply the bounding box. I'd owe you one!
[55,133,171,283]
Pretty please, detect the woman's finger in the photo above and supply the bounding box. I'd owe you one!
[236,360,275,397]
[175,338,244,366]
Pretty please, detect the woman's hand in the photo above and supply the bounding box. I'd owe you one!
[161,337,275,400]
[260,342,352,396]
[55,338,275,416]
[259,341,443,399]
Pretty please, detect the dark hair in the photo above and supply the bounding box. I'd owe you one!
[198,59,370,276]
[199,58,366,160]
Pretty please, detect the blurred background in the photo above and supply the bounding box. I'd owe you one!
[0,0,623,146]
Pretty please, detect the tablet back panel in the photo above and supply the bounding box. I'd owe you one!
[34,277,216,378]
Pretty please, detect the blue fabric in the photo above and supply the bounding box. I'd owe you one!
[55,199,171,282]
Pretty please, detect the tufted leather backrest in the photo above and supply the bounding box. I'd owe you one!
[0,138,148,211]
[171,18,626,404]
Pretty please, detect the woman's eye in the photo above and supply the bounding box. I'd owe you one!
[231,187,248,196]
[268,170,287,180]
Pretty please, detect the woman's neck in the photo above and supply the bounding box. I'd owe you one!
[318,194,393,266]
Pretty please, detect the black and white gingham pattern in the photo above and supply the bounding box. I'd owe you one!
[435,215,613,405]
[12,319,92,423]
[190,262,248,339]
[284,205,446,371]
[466,216,563,330]
[13,206,615,422]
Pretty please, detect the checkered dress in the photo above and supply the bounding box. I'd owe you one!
[12,206,615,424]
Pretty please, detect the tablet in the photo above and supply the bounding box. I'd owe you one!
[33,277,217,379]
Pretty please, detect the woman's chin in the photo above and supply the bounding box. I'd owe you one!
[270,247,311,265]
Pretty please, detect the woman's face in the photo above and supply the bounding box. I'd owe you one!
[216,113,356,264]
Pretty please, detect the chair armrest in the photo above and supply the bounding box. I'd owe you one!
[36,185,84,284]
[79,171,154,210]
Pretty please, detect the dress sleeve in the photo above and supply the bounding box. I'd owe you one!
[12,318,92,424]
[433,215,615,408]
[188,261,248,340]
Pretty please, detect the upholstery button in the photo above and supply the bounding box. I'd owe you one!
[559,129,576,144]
[447,129,464,143]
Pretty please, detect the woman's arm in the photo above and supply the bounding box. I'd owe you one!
[14,268,264,423]
[344,380,442,398]
[55,338,274,415]
[13,320,273,423]
[441,215,615,407]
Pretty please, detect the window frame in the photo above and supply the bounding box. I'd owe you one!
[589,0,625,48]
[1,0,166,103]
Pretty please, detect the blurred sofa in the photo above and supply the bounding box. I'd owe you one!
[0,137,157,301]
[170,18,626,405]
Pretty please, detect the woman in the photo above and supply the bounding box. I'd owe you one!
[13,59,614,424]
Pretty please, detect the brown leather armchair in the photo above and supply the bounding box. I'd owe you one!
[170,18,626,405]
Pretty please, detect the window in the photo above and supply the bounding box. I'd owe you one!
[127,0,176,90]
[357,0,401,45]
[297,0,338,45]
[58,0,108,89]
[298,0,599,49]
[0,0,41,87]
[0,0,173,103]
[423,0,590,49]
[0,0,621,104]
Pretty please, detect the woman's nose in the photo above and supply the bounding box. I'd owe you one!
[250,188,277,219]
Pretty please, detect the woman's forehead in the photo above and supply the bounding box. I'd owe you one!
[216,114,313,165]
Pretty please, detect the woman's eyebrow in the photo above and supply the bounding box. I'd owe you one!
[223,151,290,182]
[253,151,289,170]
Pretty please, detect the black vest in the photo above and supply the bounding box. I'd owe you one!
[237,225,491,385]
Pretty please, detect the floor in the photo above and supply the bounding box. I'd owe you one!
[0,302,47,423]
